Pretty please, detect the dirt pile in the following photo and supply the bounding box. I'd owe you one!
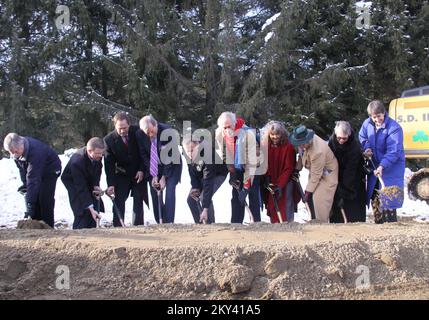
[16,219,52,230]
[1,222,429,300]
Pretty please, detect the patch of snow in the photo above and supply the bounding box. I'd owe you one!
[264,32,274,43]
[261,12,281,31]
[355,1,372,9]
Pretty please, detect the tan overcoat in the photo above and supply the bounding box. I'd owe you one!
[303,134,339,222]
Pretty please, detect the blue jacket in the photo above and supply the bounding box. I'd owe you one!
[359,114,405,207]
[15,137,62,206]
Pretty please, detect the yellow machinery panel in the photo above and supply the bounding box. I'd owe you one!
[389,95,429,159]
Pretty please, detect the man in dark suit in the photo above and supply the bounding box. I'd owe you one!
[136,115,182,223]
[61,137,112,229]
[3,133,62,228]
[104,112,148,227]
[182,135,228,224]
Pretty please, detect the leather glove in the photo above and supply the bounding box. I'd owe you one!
[363,148,373,159]
[189,189,201,201]
[291,170,300,181]
[238,188,249,206]
[363,160,372,175]
[272,185,282,201]
[229,178,241,190]
[304,191,313,203]
[17,185,27,195]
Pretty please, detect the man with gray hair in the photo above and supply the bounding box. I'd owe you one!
[215,112,261,223]
[3,133,61,227]
[136,115,182,223]
[182,134,228,224]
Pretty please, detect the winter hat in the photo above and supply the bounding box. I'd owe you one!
[289,125,315,146]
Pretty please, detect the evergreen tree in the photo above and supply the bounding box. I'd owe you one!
[1,0,429,150]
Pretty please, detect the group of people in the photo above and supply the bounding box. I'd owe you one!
[3,99,405,229]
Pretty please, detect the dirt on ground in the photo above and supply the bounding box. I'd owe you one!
[1,221,429,300]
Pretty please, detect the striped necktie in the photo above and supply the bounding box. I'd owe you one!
[150,138,159,177]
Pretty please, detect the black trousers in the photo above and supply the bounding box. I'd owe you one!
[73,209,96,229]
[150,166,181,224]
[187,174,227,224]
[112,175,145,227]
[231,173,261,224]
[32,173,59,228]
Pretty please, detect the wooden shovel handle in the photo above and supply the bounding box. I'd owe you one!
[377,175,385,189]
[340,208,348,223]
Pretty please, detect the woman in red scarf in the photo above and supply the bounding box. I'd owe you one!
[262,121,297,223]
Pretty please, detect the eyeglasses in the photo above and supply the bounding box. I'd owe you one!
[337,136,348,141]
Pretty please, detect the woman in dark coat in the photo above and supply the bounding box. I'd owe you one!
[328,121,366,223]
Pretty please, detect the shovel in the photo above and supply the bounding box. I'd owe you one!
[191,192,206,224]
[156,188,163,224]
[375,175,403,210]
[106,193,126,227]
[232,183,254,224]
[244,200,255,224]
[369,159,403,211]
[195,200,207,224]
[92,190,102,228]
[265,184,284,223]
[96,197,101,228]
[291,173,313,221]
[340,207,348,223]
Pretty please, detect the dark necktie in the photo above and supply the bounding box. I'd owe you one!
[122,135,128,147]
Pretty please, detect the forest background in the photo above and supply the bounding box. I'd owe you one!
[1,0,428,153]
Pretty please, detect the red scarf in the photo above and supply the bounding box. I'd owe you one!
[225,117,245,159]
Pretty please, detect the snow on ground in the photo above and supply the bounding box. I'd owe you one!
[0,152,427,228]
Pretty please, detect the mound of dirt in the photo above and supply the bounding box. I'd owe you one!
[16,219,52,230]
[1,222,429,300]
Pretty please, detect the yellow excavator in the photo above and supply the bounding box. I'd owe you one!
[388,86,429,204]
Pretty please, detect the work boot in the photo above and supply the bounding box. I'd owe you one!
[385,209,397,223]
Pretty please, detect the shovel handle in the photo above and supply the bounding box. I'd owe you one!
[377,175,386,189]
[369,157,386,189]
[276,210,284,223]
[265,185,283,223]
[305,202,312,221]
[245,204,255,224]
[340,208,348,223]
[156,189,163,224]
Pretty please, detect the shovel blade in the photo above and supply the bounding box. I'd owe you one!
[378,186,404,210]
